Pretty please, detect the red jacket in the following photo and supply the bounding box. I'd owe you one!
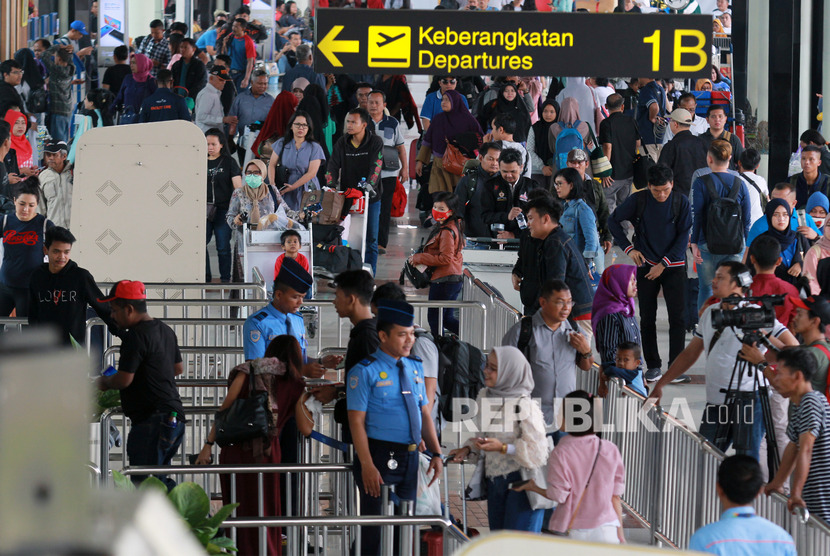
[412,221,464,281]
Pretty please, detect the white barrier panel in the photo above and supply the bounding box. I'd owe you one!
[455,532,704,555]
[72,121,207,283]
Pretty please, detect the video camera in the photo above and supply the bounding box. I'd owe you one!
[711,294,786,345]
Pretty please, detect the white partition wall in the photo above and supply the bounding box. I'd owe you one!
[72,121,207,283]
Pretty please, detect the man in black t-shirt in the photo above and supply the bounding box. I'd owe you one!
[333,269,379,373]
[101,45,131,95]
[96,280,185,489]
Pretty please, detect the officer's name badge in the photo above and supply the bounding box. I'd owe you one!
[376,380,393,387]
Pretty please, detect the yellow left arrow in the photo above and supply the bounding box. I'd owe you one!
[317,25,360,67]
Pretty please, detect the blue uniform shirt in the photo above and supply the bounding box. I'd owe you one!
[347,349,427,445]
[243,303,307,361]
[688,506,796,555]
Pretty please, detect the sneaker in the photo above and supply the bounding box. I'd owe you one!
[378,246,387,254]
[645,368,662,382]
[671,374,692,384]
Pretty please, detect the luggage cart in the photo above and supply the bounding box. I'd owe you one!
[241,224,315,295]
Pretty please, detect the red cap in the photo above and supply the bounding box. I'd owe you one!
[98,280,147,302]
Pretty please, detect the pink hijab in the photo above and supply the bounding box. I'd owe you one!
[131,53,152,83]
[591,264,637,336]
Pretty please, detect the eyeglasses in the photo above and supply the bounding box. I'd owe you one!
[245,170,262,175]
[10,70,23,75]
[549,299,574,307]
[440,79,457,84]
[292,122,308,128]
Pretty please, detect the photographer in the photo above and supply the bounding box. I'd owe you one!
[650,261,798,460]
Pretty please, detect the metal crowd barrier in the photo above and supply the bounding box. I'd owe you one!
[460,269,521,350]
[588,370,830,552]
[119,464,469,556]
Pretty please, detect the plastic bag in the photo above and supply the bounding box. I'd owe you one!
[788,146,803,178]
[415,453,442,516]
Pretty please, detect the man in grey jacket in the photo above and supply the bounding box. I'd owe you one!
[38,140,73,228]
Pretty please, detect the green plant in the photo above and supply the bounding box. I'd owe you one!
[113,471,240,554]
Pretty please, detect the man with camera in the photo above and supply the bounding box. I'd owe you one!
[650,261,798,460]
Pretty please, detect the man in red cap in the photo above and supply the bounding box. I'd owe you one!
[96,280,185,490]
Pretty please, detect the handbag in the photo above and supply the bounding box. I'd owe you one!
[302,188,346,225]
[442,140,469,176]
[631,146,655,191]
[587,127,612,178]
[382,144,401,171]
[464,456,488,501]
[400,235,433,288]
[27,88,48,113]
[214,366,273,447]
[273,140,289,187]
[206,169,218,222]
[520,464,556,510]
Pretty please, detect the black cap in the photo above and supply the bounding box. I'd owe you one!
[376,299,415,327]
[209,65,231,80]
[43,139,68,154]
[275,257,313,294]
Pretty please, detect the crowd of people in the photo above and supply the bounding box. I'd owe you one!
[1,1,829,555]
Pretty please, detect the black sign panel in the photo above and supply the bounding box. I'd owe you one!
[314,10,712,78]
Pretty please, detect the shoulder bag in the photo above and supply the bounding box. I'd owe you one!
[273,140,289,188]
[587,126,613,178]
[443,139,469,177]
[214,365,273,447]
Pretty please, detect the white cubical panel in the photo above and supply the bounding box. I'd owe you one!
[72,121,206,283]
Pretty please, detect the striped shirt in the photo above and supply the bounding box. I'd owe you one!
[787,391,830,523]
[594,312,641,369]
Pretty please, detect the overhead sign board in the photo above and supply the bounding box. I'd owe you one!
[315,10,712,77]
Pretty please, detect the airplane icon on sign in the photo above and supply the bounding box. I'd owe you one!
[377,32,406,47]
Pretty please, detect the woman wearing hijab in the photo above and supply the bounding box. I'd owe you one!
[548,97,594,168]
[227,158,302,283]
[252,90,299,161]
[480,82,532,142]
[592,265,650,392]
[195,336,307,556]
[13,48,46,114]
[528,99,559,187]
[448,346,549,532]
[3,110,35,183]
[514,390,626,543]
[113,53,157,123]
[695,79,713,92]
[415,89,482,194]
[760,199,811,284]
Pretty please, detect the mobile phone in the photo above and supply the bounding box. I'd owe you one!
[797,208,807,227]
[508,479,530,490]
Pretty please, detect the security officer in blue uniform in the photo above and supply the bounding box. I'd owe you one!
[243,257,340,373]
[348,299,443,555]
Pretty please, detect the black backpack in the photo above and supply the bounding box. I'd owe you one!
[436,334,486,422]
[703,173,744,255]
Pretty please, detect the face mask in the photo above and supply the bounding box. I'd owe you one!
[245,174,262,188]
[815,218,826,229]
[432,208,450,222]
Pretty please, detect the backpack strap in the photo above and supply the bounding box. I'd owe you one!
[517,316,534,357]
[632,190,648,229]
[1,214,6,236]
[702,173,720,202]
[726,174,742,200]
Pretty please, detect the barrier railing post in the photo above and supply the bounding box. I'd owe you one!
[380,485,394,556]
[650,406,666,546]
[400,499,415,556]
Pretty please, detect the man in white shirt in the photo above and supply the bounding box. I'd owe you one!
[737,147,769,228]
[650,261,798,460]
[194,65,231,133]
[661,92,709,144]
